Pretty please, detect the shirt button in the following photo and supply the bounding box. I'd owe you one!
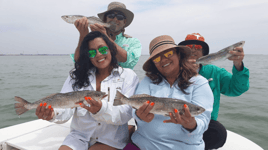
[96,137,98,140]
[98,123,101,126]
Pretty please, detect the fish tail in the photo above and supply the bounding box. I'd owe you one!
[14,96,30,115]
[113,91,126,106]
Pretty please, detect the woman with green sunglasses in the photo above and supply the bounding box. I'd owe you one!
[36,31,139,150]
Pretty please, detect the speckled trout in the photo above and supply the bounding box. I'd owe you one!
[14,90,107,115]
[196,41,245,64]
[114,91,205,117]
[61,15,116,31]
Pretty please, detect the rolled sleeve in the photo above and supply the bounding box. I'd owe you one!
[49,108,74,124]
[119,38,142,69]
[220,63,250,96]
[232,63,250,90]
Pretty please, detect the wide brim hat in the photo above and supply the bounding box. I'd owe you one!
[143,35,192,72]
[98,2,134,28]
[178,33,209,56]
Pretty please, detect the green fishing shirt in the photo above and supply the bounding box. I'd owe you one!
[70,33,142,69]
[199,64,249,121]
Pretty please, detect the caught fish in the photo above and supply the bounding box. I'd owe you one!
[14,90,107,115]
[114,91,205,117]
[61,15,116,31]
[196,41,245,64]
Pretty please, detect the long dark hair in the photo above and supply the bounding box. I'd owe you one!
[70,31,118,91]
[145,48,197,94]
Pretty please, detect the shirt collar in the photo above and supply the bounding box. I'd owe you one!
[158,74,179,87]
[88,67,121,81]
[115,32,123,40]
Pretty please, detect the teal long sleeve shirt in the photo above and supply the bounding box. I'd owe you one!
[70,33,142,70]
[199,64,249,121]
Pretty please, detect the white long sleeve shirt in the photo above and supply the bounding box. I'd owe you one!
[51,67,139,149]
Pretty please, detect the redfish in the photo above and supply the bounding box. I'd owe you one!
[196,41,245,64]
[14,90,107,115]
[61,15,116,31]
[114,91,205,117]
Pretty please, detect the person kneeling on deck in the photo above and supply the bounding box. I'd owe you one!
[178,33,250,150]
[71,1,142,70]
[36,31,139,150]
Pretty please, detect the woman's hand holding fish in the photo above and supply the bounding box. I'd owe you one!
[35,103,54,121]
[79,97,102,114]
[228,47,244,71]
[89,23,108,37]
[164,104,197,131]
[74,17,89,37]
[136,101,155,123]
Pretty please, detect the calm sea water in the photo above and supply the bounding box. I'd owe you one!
[0,55,267,149]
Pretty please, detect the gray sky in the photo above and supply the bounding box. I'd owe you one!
[0,0,267,55]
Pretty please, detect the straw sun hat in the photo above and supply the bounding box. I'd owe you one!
[98,2,134,28]
[143,35,192,72]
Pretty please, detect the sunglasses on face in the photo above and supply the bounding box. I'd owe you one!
[152,50,175,63]
[186,44,203,50]
[88,46,109,58]
[107,13,126,20]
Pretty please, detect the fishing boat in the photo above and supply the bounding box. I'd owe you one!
[0,119,263,150]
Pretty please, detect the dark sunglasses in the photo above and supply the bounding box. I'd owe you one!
[107,13,126,20]
[88,46,109,58]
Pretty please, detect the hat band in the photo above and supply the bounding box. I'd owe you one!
[150,41,176,54]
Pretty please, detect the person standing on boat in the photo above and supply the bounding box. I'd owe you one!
[131,35,214,150]
[178,33,250,150]
[35,31,139,150]
[71,1,142,70]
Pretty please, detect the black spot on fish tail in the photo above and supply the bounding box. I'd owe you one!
[14,96,31,115]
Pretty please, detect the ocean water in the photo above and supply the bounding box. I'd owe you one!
[0,55,267,149]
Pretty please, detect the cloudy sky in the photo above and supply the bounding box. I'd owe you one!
[0,0,267,55]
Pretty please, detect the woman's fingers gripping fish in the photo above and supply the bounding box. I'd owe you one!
[61,15,116,31]
[14,90,107,116]
[196,41,245,64]
[114,91,205,117]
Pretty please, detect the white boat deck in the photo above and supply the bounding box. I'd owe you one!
[0,119,264,150]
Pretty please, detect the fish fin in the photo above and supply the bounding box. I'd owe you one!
[113,91,126,106]
[130,94,156,98]
[14,96,31,115]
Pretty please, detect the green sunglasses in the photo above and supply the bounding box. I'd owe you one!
[88,46,109,58]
